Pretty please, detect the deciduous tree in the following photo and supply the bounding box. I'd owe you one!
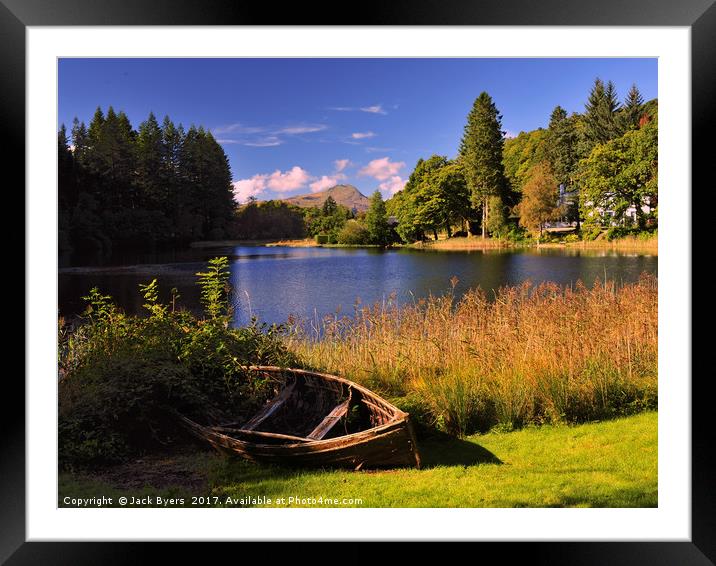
[517,162,561,237]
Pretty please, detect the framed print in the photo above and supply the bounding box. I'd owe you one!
[5,0,712,562]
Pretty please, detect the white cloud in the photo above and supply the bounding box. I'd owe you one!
[276,124,328,135]
[378,176,407,197]
[213,123,266,135]
[360,105,386,115]
[334,159,351,172]
[329,104,388,115]
[232,166,312,202]
[212,122,327,146]
[310,174,347,193]
[266,166,312,192]
[243,137,283,147]
[358,157,406,181]
[233,176,268,203]
[352,131,376,139]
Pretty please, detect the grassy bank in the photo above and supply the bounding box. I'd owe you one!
[59,411,657,508]
[189,235,657,254]
[411,237,512,251]
[265,238,319,247]
[287,275,657,435]
[538,234,658,253]
[409,234,657,253]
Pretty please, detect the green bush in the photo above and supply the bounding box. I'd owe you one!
[315,234,329,245]
[58,257,300,470]
[337,220,369,245]
[505,225,530,243]
[605,226,634,241]
[580,222,602,241]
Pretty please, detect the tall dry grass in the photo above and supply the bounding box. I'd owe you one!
[286,274,658,435]
[411,237,511,251]
[556,235,658,253]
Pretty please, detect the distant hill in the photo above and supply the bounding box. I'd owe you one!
[281,184,371,212]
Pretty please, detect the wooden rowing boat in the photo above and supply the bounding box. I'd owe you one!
[179,366,421,469]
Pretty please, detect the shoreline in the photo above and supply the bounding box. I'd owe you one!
[190,236,658,255]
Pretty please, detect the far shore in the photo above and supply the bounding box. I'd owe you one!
[416,235,658,253]
[189,239,279,248]
[190,235,658,254]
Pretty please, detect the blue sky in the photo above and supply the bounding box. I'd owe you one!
[58,58,657,202]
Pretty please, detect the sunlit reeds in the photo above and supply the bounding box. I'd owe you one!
[285,274,658,435]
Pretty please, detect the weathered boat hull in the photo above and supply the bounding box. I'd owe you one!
[180,366,421,469]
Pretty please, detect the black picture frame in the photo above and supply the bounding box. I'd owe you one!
[5,0,710,562]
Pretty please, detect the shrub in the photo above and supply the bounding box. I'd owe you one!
[505,225,531,243]
[315,234,329,245]
[606,226,635,241]
[58,258,300,469]
[337,220,369,245]
[580,222,602,241]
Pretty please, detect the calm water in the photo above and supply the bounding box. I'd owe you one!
[59,246,658,327]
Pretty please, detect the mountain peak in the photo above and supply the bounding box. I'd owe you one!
[282,184,370,212]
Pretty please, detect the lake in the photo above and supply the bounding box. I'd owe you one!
[58,245,658,327]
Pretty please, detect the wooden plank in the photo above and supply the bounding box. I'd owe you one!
[360,399,396,421]
[306,398,351,440]
[242,380,295,431]
[210,427,310,443]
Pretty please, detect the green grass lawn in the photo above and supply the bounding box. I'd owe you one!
[59,411,657,508]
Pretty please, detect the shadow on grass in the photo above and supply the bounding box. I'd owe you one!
[417,430,502,468]
[552,486,657,508]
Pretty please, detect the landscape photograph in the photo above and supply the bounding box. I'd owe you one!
[57,57,658,509]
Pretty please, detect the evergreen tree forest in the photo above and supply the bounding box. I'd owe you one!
[58,107,236,255]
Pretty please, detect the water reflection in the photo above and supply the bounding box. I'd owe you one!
[58,246,657,326]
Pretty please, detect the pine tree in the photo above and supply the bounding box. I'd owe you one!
[58,124,76,254]
[621,84,645,132]
[322,195,338,216]
[161,116,186,240]
[70,118,88,164]
[203,131,237,239]
[58,125,75,207]
[583,78,622,146]
[547,106,580,226]
[60,107,241,249]
[178,126,235,241]
[458,92,507,237]
[136,112,165,209]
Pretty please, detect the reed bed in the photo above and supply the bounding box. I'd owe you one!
[285,274,658,435]
[411,237,511,250]
[547,235,658,253]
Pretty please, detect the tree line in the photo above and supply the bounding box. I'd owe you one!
[59,79,657,254]
[59,107,236,254]
[387,79,658,242]
[233,192,394,246]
